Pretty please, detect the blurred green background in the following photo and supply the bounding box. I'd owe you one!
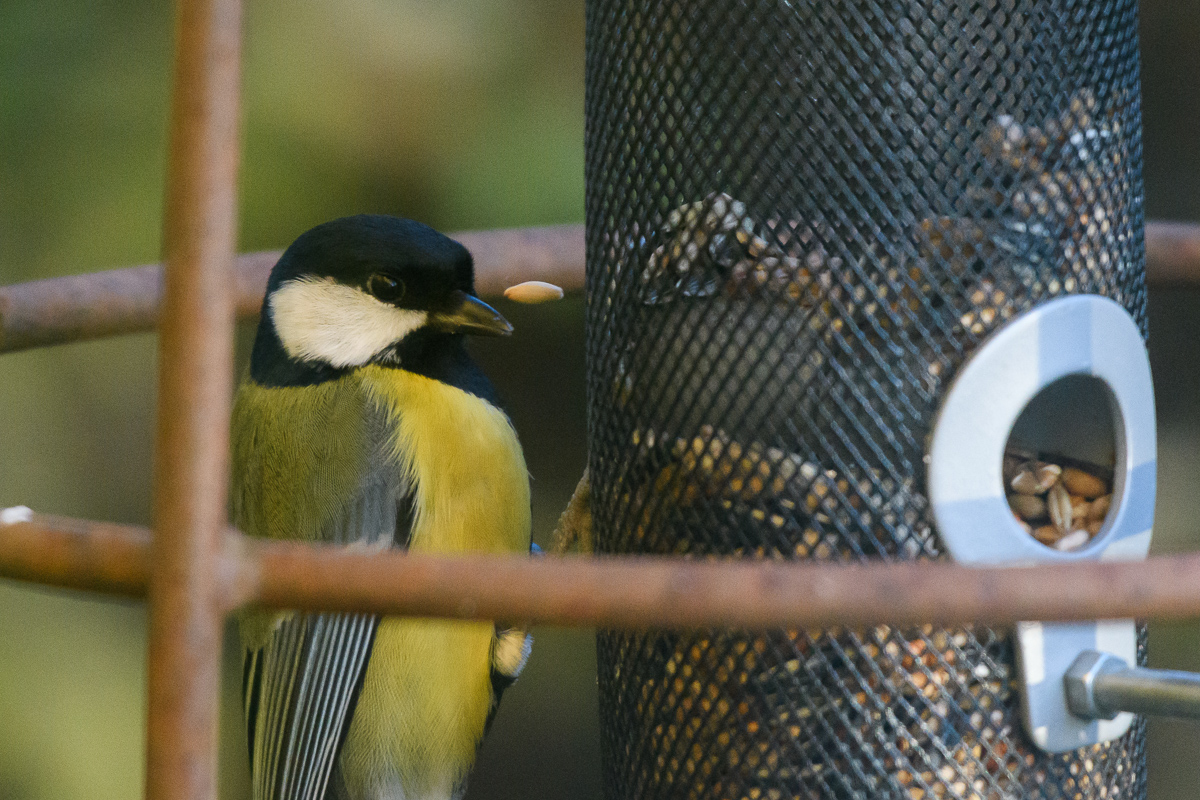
[0,1,1197,798]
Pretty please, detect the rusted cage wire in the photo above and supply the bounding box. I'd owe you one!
[144,0,241,794]
[1,1,1200,800]
[2,220,1197,354]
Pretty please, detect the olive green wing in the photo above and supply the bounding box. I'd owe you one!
[233,376,415,800]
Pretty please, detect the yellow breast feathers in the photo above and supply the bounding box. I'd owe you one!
[338,366,531,798]
[358,364,531,555]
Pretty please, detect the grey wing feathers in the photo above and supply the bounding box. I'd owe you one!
[247,613,378,800]
[243,479,410,800]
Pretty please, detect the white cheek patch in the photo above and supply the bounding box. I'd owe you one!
[269,277,428,368]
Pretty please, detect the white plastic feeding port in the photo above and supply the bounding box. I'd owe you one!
[927,294,1156,753]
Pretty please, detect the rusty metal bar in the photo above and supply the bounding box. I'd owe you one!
[0,252,278,353]
[0,512,152,597]
[7,512,1200,629]
[242,540,1200,628]
[2,220,1194,355]
[1146,220,1200,288]
[0,224,585,353]
[144,0,241,798]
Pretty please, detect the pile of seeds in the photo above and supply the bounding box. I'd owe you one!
[628,89,1121,355]
[624,622,1027,800]
[623,425,935,561]
[636,192,826,306]
[1003,451,1113,551]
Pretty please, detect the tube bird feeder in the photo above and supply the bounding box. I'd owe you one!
[584,0,1148,797]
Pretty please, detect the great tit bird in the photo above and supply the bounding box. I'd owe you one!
[233,214,533,800]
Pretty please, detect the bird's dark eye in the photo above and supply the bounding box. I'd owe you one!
[367,273,406,304]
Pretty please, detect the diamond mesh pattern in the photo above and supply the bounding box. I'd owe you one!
[584,0,1146,798]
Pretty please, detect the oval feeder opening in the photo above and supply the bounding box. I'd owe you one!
[1003,374,1118,553]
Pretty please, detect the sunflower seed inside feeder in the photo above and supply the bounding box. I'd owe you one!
[1003,450,1112,551]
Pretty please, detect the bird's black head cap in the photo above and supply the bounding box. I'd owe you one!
[265,214,476,311]
[250,215,506,400]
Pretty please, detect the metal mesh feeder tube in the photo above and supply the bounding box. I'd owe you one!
[584,1,1146,798]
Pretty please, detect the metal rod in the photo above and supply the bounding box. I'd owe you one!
[0,224,585,354]
[1146,220,1200,288]
[0,512,151,597]
[3,220,1195,355]
[144,0,241,798]
[1065,650,1200,721]
[12,512,1200,629]
[245,539,1200,628]
[1095,666,1200,720]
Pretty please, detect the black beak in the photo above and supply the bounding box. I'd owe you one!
[428,291,513,337]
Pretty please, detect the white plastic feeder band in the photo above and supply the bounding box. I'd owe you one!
[927,294,1156,753]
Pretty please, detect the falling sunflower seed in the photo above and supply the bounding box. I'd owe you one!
[504,281,565,303]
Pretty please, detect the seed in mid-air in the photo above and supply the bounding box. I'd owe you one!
[504,281,565,304]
